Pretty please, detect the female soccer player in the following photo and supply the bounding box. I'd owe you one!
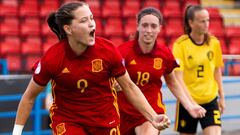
[116,7,206,135]
[173,5,225,135]
[12,2,171,135]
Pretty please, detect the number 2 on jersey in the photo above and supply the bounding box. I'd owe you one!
[197,65,204,78]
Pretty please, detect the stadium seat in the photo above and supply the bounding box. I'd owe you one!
[19,0,39,17]
[122,0,140,18]
[95,18,103,36]
[162,6,182,19]
[104,18,123,37]
[0,17,19,36]
[85,0,101,17]
[40,0,59,18]
[218,38,228,54]
[102,1,121,18]
[21,36,42,55]
[164,1,180,9]
[142,0,161,9]
[165,21,183,38]
[225,26,240,39]
[209,20,225,38]
[20,17,40,36]
[206,7,223,21]
[108,36,125,47]
[6,55,22,72]
[42,35,58,53]
[123,18,137,38]
[0,36,21,55]
[0,0,18,16]
[24,55,41,72]
[228,42,240,55]
[41,21,52,36]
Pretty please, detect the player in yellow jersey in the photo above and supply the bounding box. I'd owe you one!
[173,5,225,135]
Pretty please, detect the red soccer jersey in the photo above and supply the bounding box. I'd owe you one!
[117,39,178,117]
[33,37,126,127]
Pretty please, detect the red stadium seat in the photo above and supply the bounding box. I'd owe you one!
[165,21,183,38]
[41,22,52,36]
[95,18,103,36]
[0,36,21,55]
[0,0,18,16]
[102,1,121,18]
[123,18,137,38]
[218,38,228,54]
[20,17,40,36]
[209,20,225,38]
[228,42,240,55]
[0,17,19,36]
[21,36,42,55]
[40,0,59,18]
[24,55,41,72]
[43,35,58,53]
[206,7,223,21]
[164,1,180,9]
[19,0,39,17]
[122,0,140,18]
[225,26,240,39]
[85,0,101,17]
[142,0,161,9]
[162,6,182,19]
[104,18,123,37]
[157,37,167,46]
[6,55,22,72]
[108,36,124,47]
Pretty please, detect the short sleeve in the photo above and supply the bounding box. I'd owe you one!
[173,41,184,71]
[214,40,224,68]
[109,45,126,77]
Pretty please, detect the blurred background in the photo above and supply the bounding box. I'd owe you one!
[0,0,239,134]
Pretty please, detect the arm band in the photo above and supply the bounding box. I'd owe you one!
[12,124,24,135]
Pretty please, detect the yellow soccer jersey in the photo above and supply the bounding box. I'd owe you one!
[173,35,224,104]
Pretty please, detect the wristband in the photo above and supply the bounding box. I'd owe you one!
[12,124,24,135]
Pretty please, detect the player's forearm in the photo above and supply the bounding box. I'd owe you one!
[15,95,35,125]
[123,82,157,122]
[214,68,224,98]
[165,73,193,111]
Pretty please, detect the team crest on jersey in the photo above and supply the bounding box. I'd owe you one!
[153,58,162,70]
[56,123,66,135]
[91,59,103,72]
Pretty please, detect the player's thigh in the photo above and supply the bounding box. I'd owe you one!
[200,97,221,129]
[135,121,159,135]
[203,125,221,135]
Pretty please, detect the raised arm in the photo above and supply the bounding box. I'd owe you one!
[116,72,170,130]
[13,78,45,135]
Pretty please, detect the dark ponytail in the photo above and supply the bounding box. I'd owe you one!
[184,5,210,45]
[47,1,89,40]
[47,12,62,40]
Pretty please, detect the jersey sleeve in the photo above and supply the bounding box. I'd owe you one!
[214,40,224,68]
[32,55,52,86]
[109,44,126,78]
[172,41,184,71]
[164,46,179,75]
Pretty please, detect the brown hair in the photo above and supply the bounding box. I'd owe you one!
[133,7,163,39]
[184,5,210,45]
[47,1,88,40]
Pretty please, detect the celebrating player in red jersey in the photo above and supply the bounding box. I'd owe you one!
[116,7,206,135]
[12,2,171,135]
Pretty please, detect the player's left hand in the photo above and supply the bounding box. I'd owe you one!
[151,114,171,131]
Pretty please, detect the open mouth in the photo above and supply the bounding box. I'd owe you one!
[89,29,95,37]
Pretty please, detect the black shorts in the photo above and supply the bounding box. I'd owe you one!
[175,97,221,134]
